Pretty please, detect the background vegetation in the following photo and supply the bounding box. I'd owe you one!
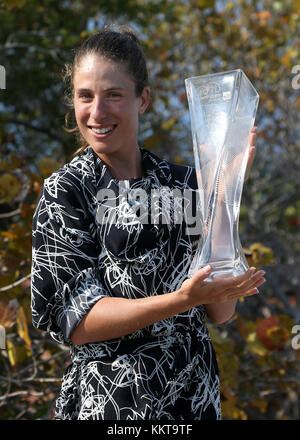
[0,0,299,420]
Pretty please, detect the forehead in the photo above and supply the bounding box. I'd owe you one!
[73,54,133,89]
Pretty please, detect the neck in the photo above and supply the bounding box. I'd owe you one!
[97,147,146,181]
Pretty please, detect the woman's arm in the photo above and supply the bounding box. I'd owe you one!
[71,265,266,345]
[203,274,266,325]
[31,173,112,344]
[204,299,239,325]
[244,126,257,182]
[71,290,190,345]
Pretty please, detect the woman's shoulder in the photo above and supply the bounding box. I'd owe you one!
[42,165,84,201]
[42,149,95,199]
[142,147,197,190]
[34,162,94,223]
[34,160,95,226]
[166,160,197,190]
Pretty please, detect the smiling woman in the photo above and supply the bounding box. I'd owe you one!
[72,54,150,180]
[30,26,265,421]
[63,28,150,169]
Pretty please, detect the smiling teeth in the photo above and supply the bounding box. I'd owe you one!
[92,126,114,134]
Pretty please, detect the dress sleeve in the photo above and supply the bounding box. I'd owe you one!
[30,170,110,344]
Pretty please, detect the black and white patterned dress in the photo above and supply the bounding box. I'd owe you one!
[30,145,221,420]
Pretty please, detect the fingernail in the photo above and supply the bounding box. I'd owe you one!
[203,265,211,273]
[257,278,266,285]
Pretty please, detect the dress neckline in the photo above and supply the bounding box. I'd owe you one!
[89,146,151,187]
[82,144,172,190]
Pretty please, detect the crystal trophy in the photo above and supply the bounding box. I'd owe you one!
[185,69,259,280]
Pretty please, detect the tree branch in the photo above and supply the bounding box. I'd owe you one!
[5,118,68,148]
[0,273,31,292]
[0,207,21,219]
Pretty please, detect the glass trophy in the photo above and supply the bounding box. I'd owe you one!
[185,69,259,281]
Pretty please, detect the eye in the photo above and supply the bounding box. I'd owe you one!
[79,93,92,99]
[108,92,122,98]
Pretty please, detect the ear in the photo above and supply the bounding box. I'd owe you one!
[138,87,151,115]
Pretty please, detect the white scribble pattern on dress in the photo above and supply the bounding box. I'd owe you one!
[31,145,221,420]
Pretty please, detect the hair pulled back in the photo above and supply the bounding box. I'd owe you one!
[62,26,149,157]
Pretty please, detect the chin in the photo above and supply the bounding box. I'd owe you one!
[89,142,119,155]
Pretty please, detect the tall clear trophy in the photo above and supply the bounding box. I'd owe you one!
[185,69,259,281]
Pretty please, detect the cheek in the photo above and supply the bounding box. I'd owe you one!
[118,103,139,125]
[74,102,89,125]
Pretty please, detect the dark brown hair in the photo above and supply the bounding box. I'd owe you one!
[62,26,149,157]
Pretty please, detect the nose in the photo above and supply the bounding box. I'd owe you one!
[90,96,108,121]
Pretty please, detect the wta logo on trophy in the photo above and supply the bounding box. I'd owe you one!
[197,82,233,103]
[198,82,222,101]
[0,65,6,89]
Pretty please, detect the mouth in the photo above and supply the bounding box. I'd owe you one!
[88,124,117,138]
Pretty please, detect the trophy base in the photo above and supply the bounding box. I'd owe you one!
[188,259,248,282]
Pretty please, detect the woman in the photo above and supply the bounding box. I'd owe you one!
[30,27,265,420]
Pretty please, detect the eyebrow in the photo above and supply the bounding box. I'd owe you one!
[103,87,125,91]
[76,87,125,92]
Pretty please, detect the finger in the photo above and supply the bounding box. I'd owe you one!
[230,270,265,291]
[228,287,259,301]
[249,131,257,147]
[224,276,257,296]
[245,287,259,295]
[236,270,265,289]
[237,288,260,300]
[226,276,266,299]
[250,127,257,139]
[249,126,257,153]
[213,267,256,290]
[245,144,256,181]
[250,127,257,147]
[248,146,256,160]
[192,265,212,285]
[246,147,256,171]
[225,276,266,298]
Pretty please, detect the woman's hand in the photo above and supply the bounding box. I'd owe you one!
[244,126,257,182]
[178,265,265,308]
